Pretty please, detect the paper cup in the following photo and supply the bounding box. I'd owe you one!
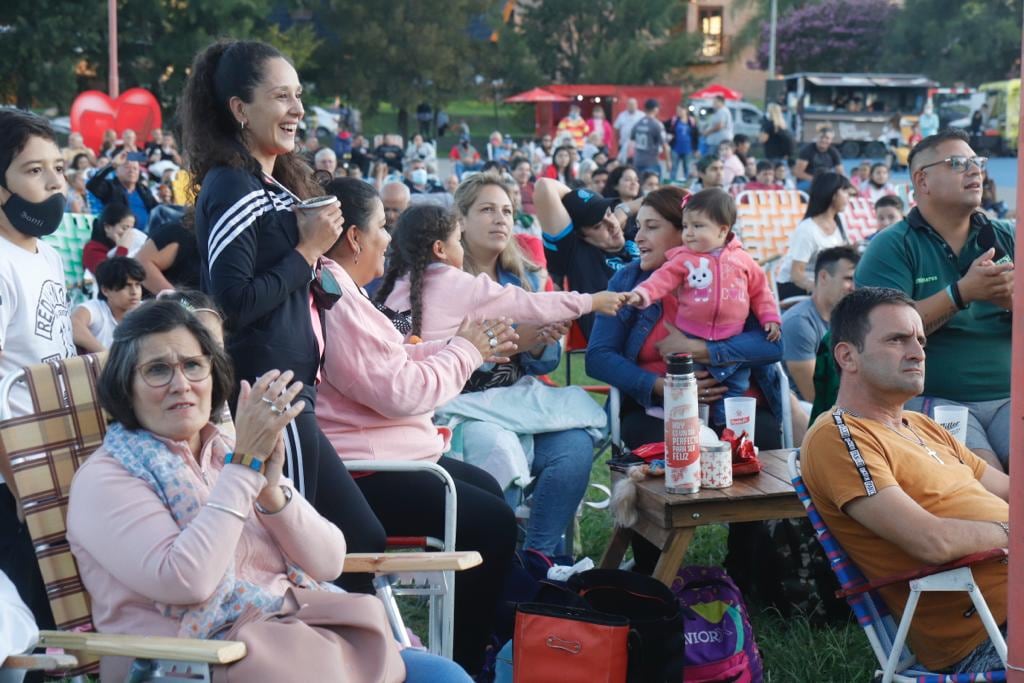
[297,195,339,210]
[933,405,969,443]
[724,397,757,443]
[700,442,733,489]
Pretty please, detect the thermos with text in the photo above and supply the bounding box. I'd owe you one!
[664,353,701,494]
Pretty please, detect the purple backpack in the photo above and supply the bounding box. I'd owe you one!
[671,566,763,683]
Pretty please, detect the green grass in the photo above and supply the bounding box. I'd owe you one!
[397,350,878,679]
[360,99,537,142]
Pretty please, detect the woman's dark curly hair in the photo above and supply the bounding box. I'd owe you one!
[178,39,319,201]
[373,205,458,338]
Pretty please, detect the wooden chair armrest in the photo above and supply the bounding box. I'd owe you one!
[837,547,1008,598]
[2,653,78,670]
[345,551,482,573]
[37,630,246,664]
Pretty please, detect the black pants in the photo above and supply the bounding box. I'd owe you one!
[355,456,517,675]
[0,484,54,631]
[619,396,782,574]
[279,387,387,593]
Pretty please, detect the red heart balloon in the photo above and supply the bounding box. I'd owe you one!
[70,88,163,154]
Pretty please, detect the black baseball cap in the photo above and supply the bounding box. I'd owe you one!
[561,188,617,229]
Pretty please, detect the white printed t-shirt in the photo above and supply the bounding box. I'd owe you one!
[0,235,75,425]
[74,299,117,348]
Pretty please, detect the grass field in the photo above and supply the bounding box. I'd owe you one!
[401,350,878,681]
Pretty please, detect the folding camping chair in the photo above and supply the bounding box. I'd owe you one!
[787,450,1007,683]
[0,354,479,679]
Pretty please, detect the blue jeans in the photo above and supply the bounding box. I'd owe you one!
[670,152,689,181]
[401,648,473,682]
[511,428,593,555]
[690,331,767,426]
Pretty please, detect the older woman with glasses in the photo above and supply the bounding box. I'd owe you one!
[67,300,470,683]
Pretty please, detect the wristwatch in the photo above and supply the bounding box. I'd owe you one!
[224,451,267,474]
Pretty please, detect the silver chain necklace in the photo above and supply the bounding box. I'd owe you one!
[839,408,943,464]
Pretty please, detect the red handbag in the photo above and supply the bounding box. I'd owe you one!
[513,602,629,683]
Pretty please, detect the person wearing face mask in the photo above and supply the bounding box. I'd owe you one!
[0,108,75,638]
[403,160,444,195]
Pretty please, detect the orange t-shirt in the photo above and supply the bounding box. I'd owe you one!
[802,410,1007,671]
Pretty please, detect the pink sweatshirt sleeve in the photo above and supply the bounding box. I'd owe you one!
[462,269,593,322]
[744,254,782,325]
[322,291,484,420]
[256,477,346,581]
[633,253,690,308]
[405,339,450,361]
[68,454,265,605]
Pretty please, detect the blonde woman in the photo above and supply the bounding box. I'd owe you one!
[760,102,796,162]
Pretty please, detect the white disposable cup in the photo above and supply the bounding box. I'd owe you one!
[933,405,969,444]
[724,397,757,443]
[297,195,339,210]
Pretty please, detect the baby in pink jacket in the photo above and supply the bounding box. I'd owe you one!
[624,189,781,427]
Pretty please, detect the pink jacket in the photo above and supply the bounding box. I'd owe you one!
[67,425,346,681]
[634,236,780,341]
[316,259,483,462]
[384,263,593,341]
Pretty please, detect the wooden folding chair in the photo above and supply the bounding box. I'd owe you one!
[788,451,1007,683]
[0,354,479,680]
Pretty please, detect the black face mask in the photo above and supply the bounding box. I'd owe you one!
[1,191,65,237]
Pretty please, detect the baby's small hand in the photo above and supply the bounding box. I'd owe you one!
[623,292,644,307]
[764,322,781,342]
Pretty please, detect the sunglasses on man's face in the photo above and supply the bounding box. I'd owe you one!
[917,155,988,174]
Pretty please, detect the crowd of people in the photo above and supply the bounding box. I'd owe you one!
[0,35,1015,681]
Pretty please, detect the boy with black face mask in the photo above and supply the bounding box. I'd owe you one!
[0,108,74,633]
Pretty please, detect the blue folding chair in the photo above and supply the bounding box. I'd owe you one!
[787,450,1007,683]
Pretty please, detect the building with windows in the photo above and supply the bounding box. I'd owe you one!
[682,0,768,101]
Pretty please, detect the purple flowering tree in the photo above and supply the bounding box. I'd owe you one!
[752,0,899,74]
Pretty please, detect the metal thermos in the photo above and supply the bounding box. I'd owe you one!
[664,353,701,494]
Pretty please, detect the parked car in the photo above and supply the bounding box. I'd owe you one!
[689,99,765,141]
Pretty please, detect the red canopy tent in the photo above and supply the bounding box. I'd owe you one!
[504,87,572,103]
[689,83,743,101]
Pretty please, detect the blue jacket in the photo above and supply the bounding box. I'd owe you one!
[586,261,785,421]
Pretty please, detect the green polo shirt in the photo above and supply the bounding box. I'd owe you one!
[855,208,1013,402]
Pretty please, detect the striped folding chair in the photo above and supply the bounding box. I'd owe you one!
[0,354,478,678]
[787,450,1007,683]
[842,196,879,244]
[733,189,808,269]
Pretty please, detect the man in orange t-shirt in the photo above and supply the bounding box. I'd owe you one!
[802,287,1008,675]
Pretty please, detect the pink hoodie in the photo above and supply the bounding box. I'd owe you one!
[316,259,483,462]
[384,263,593,341]
[634,235,780,341]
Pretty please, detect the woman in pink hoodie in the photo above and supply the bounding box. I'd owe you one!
[624,188,781,427]
[314,178,518,676]
[378,174,623,558]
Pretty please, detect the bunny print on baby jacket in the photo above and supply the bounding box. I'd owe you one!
[632,234,781,341]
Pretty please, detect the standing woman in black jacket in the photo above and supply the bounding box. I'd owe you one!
[179,39,386,588]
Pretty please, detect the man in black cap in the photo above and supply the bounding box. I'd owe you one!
[629,98,669,179]
[534,177,639,339]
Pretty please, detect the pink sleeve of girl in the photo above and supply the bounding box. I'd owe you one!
[466,270,593,322]
[633,253,689,308]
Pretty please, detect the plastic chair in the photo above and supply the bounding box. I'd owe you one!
[733,189,809,268]
[841,196,879,244]
[0,354,479,679]
[787,450,1007,683]
[42,213,94,302]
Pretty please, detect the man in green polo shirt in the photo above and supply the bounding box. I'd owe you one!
[855,129,1013,471]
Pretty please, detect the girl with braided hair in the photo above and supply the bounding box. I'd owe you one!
[381,175,623,559]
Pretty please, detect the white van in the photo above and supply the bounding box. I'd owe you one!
[689,100,765,141]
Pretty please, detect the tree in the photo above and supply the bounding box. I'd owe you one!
[881,0,1023,84]
[750,0,898,74]
[306,0,491,136]
[499,0,701,85]
[0,0,104,108]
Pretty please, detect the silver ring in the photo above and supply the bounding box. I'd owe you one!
[489,337,498,348]
[485,328,496,339]
[261,396,275,406]
[269,404,285,415]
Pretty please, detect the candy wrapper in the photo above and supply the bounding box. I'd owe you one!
[720,428,762,476]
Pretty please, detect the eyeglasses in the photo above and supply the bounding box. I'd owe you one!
[917,155,988,174]
[136,355,212,388]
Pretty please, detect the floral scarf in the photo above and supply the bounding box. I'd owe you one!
[103,422,341,639]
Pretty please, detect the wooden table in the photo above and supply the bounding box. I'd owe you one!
[599,449,806,586]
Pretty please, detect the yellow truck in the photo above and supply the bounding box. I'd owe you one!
[976,79,1019,155]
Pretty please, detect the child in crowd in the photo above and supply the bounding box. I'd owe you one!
[851,161,872,190]
[873,194,905,232]
[717,140,745,186]
[81,202,147,275]
[624,189,781,427]
[859,162,897,203]
[773,161,795,189]
[70,256,144,352]
[640,170,660,196]
[375,204,626,340]
[743,160,780,190]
